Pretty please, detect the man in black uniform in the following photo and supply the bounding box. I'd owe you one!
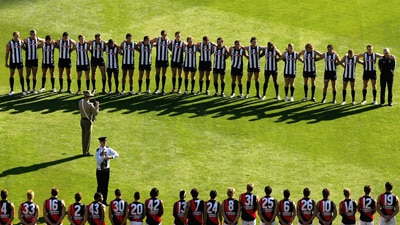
[0,189,14,225]
[378,48,396,106]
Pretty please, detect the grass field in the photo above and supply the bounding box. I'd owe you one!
[1,1,400,225]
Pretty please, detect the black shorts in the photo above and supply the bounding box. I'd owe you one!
[303,71,316,78]
[25,59,38,68]
[139,64,151,71]
[107,68,119,74]
[247,67,260,73]
[91,57,105,67]
[58,58,72,68]
[122,64,134,70]
[199,61,212,71]
[9,62,23,69]
[213,68,226,75]
[171,61,183,68]
[284,74,296,78]
[324,71,337,81]
[343,77,355,82]
[42,63,55,69]
[76,65,90,72]
[156,60,169,68]
[231,67,243,76]
[265,70,278,77]
[183,67,197,72]
[363,70,377,81]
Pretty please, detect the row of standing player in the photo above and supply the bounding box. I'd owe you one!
[1,182,398,225]
[5,30,396,106]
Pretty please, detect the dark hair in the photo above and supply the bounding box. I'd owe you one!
[161,30,167,36]
[74,192,82,201]
[217,37,223,43]
[203,36,209,42]
[134,191,140,200]
[94,192,103,200]
[210,190,217,199]
[234,40,240,45]
[95,33,101,39]
[190,188,199,198]
[143,36,149,41]
[45,35,51,41]
[179,190,186,199]
[1,189,8,199]
[126,33,132,39]
[62,32,68,37]
[150,188,159,198]
[283,189,290,198]
[343,188,350,197]
[364,185,372,194]
[386,182,393,191]
[250,37,257,43]
[267,42,274,49]
[51,187,59,196]
[175,31,180,36]
[322,188,330,198]
[327,44,333,49]
[303,187,310,197]
[265,186,272,195]
[115,189,122,196]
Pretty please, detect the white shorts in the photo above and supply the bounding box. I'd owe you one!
[380,217,396,225]
[131,222,143,225]
[261,221,276,225]
[359,221,374,225]
[243,220,256,225]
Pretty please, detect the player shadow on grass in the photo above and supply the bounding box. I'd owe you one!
[0,155,82,178]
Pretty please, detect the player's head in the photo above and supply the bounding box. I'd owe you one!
[78,34,85,42]
[305,43,313,51]
[30,29,36,37]
[62,32,69,40]
[227,187,235,198]
[203,36,209,43]
[143,36,149,43]
[217,37,223,46]
[27,190,34,200]
[51,187,59,196]
[348,49,354,57]
[150,188,159,198]
[179,190,186,200]
[267,41,274,49]
[13,31,20,39]
[234,40,240,46]
[343,188,351,198]
[246,183,254,192]
[108,39,115,47]
[175,31,181,40]
[45,35,52,43]
[383,48,390,56]
[322,188,330,199]
[327,44,333,51]
[385,182,393,191]
[161,30,167,36]
[75,192,82,202]
[303,187,310,197]
[364,185,372,195]
[250,37,257,46]
[94,192,103,201]
[126,33,132,41]
[187,36,193,44]
[134,191,140,200]
[115,189,122,197]
[287,43,294,51]
[366,44,373,52]
[190,188,199,198]
[1,189,8,200]
[210,190,217,199]
[264,186,272,195]
[283,189,290,199]
[95,33,101,40]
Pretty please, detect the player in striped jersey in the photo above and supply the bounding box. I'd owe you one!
[23,29,44,94]
[229,40,245,98]
[239,183,258,225]
[128,192,145,225]
[244,37,266,99]
[316,188,337,225]
[109,189,129,225]
[296,188,316,225]
[106,39,120,94]
[196,36,214,95]
[205,190,222,225]
[339,188,357,225]
[278,189,296,225]
[183,37,197,94]
[280,43,303,102]
[262,42,281,100]
[340,49,360,105]
[119,33,136,95]
[377,182,399,225]
[320,44,340,104]
[298,43,323,102]
[169,31,185,94]
[212,37,229,97]
[184,188,205,225]
[68,192,86,225]
[55,32,76,94]
[258,186,278,225]
[358,185,376,225]
[145,188,164,225]
[150,30,170,95]
[87,192,106,225]
[40,35,56,92]
[358,45,382,105]
[43,187,66,225]
[75,35,91,94]
[89,34,106,94]
[5,31,26,96]
[173,190,187,225]
[0,189,15,225]
[136,36,153,94]
[222,187,241,225]
[18,190,39,225]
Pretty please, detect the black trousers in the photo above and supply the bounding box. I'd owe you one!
[96,169,110,204]
[380,73,394,104]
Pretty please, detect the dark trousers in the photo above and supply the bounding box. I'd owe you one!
[380,74,394,104]
[81,118,93,155]
[96,169,110,204]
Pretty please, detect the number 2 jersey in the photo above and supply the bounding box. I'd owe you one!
[68,203,86,225]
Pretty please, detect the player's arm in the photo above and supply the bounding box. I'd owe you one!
[5,42,10,67]
[257,199,266,223]
[183,200,191,223]
[329,202,337,224]
[100,204,105,225]
[296,200,306,224]
[134,42,141,52]
[4,203,14,225]
[376,53,383,58]
[108,202,115,225]
[309,200,317,223]
[70,39,77,51]
[291,202,297,224]
[233,205,241,225]
[122,201,129,225]
[57,200,67,224]
[296,53,304,63]
[218,202,223,225]
[67,205,76,225]
[339,55,346,68]
[335,53,341,65]
[315,201,322,222]
[391,55,396,72]
[42,200,52,225]
[31,204,39,225]
[159,200,164,217]
[390,196,400,219]
[149,37,158,44]
[376,195,384,217]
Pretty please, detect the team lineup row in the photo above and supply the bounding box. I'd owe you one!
[1,183,398,225]
[5,30,396,106]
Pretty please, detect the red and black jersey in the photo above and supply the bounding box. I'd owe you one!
[222,198,239,224]
[110,199,128,225]
[68,203,86,225]
[0,200,13,225]
[173,200,187,225]
[339,199,356,224]
[317,199,335,224]
[239,193,257,221]
[379,192,397,216]
[358,196,375,222]
[87,201,105,225]
[145,198,163,225]
[19,201,38,223]
[128,202,145,222]
[205,200,221,225]
[44,198,64,224]
[298,197,315,223]
[279,199,295,224]
[259,196,277,222]
[187,199,205,225]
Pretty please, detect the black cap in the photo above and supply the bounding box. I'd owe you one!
[98,137,107,142]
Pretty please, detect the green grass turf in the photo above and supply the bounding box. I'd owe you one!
[1,1,400,225]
